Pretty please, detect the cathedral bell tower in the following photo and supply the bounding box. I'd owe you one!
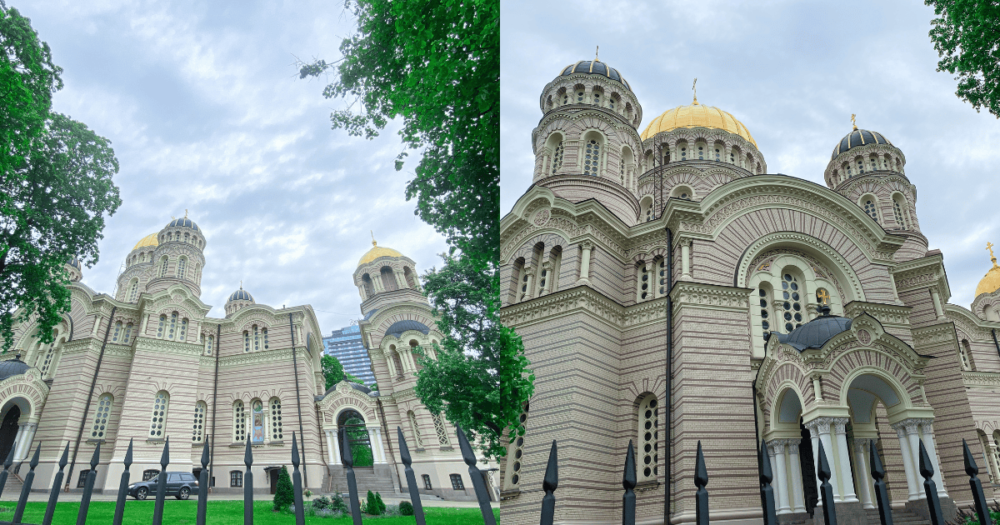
[530,54,645,225]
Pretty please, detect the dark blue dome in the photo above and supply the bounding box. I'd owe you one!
[385,320,430,338]
[228,289,254,302]
[67,257,81,270]
[776,308,852,351]
[0,355,32,381]
[832,128,892,160]
[166,218,200,231]
[560,60,631,91]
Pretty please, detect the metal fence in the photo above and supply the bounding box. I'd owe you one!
[533,436,998,525]
[0,425,499,525]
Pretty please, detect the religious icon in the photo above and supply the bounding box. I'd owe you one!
[252,401,264,443]
[816,288,830,305]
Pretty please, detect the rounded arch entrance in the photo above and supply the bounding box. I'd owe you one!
[0,396,33,465]
[337,409,374,467]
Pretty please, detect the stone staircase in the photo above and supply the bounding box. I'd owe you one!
[866,508,930,525]
[328,466,398,496]
[1,474,22,497]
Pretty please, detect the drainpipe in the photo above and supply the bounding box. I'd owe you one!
[208,323,221,491]
[377,399,403,491]
[289,313,308,487]
[66,305,116,490]
[664,227,674,524]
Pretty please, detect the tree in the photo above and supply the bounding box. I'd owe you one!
[321,354,346,389]
[272,465,294,510]
[0,5,122,352]
[300,0,530,459]
[926,0,1000,117]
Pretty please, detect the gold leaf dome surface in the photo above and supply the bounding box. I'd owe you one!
[640,102,757,146]
[358,244,404,266]
[132,233,159,251]
[975,263,1000,298]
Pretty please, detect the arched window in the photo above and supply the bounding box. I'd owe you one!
[729,151,735,163]
[90,393,113,439]
[892,195,907,229]
[128,279,139,302]
[233,400,246,442]
[450,474,465,490]
[505,402,529,490]
[253,325,260,352]
[679,143,688,160]
[123,323,133,344]
[168,312,178,340]
[262,328,269,350]
[178,318,188,342]
[112,321,122,343]
[193,401,206,443]
[640,196,653,223]
[576,89,584,103]
[583,138,601,176]
[207,335,214,355]
[869,155,878,172]
[845,162,852,176]
[167,232,173,242]
[637,262,650,302]
[697,143,705,160]
[393,352,405,378]
[758,285,773,341]
[620,156,625,184]
[184,232,190,243]
[39,343,56,378]
[270,398,283,440]
[157,315,166,338]
[672,185,693,200]
[549,247,562,294]
[609,95,617,110]
[408,410,424,447]
[422,474,432,489]
[779,272,804,333]
[230,471,243,487]
[592,92,600,106]
[380,266,397,292]
[362,274,375,297]
[862,196,879,223]
[243,331,250,353]
[517,261,530,303]
[149,391,169,439]
[160,257,169,277]
[657,258,667,297]
[177,257,187,279]
[960,340,975,371]
[637,394,659,482]
[535,263,548,297]
[856,157,865,174]
[432,413,450,445]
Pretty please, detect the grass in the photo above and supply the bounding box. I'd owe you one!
[0,500,499,524]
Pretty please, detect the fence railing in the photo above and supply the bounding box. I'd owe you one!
[0,424,499,525]
[532,436,998,525]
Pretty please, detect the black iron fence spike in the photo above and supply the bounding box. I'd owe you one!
[695,441,709,525]
[341,427,363,525]
[539,440,558,525]
[153,437,170,525]
[244,436,253,468]
[29,441,40,468]
[13,442,40,523]
[124,437,133,469]
[622,440,636,525]
[962,439,993,525]
[919,440,945,525]
[89,440,100,469]
[291,433,306,525]
[455,426,496,525]
[816,439,838,525]
[43,443,70,525]
[114,439,133,525]
[869,443,893,525]
[59,441,69,468]
[76,442,100,525]
[244,437,254,525]
[161,436,170,468]
[200,439,209,469]
[292,430,300,468]
[396,426,426,525]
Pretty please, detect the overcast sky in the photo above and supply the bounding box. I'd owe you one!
[18,0,446,333]
[501,0,1000,309]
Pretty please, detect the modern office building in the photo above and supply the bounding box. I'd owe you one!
[323,325,376,386]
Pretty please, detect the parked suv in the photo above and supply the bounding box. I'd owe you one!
[128,472,199,500]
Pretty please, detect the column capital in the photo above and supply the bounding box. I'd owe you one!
[788,442,800,455]
[804,416,841,434]
[580,241,594,251]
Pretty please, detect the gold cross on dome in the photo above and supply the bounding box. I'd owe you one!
[817,289,830,305]
[851,113,857,130]
[595,45,599,61]
[692,78,698,105]
[988,241,995,260]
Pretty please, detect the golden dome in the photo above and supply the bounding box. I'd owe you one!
[132,233,159,251]
[975,242,1000,298]
[358,239,403,267]
[640,102,757,146]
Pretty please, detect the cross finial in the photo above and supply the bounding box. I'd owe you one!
[240,280,243,290]
[692,78,698,105]
[817,288,831,305]
[184,209,188,219]
[371,230,377,247]
[595,45,599,61]
[851,113,857,130]
[988,242,997,267]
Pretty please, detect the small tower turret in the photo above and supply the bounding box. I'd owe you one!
[144,212,207,298]
[353,235,424,316]
[225,285,255,316]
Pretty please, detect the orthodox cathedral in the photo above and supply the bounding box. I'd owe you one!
[499,58,1000,525]
[1,217,496,501]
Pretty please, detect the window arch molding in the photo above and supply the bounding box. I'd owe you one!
[635,393,659,483]
[620,146,634,189]
[578,129,608,178]
[889,191,911,229]
[858,193,881,224]
[639,195,654,223]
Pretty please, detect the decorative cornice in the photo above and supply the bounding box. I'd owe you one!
[890,253,950,298]
[670,282,752,312]
[912,323,958,348]
[962,371,1000,389]
[499,285,669,329]
[842,301,912,328]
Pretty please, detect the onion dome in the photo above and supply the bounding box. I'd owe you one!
[67,257,81,271]
[133,233,159,251]
[640,101,756,145]
[0,354,32,381]
[776,306,851,351]
[975,243,1000,298]
[559,59,631,91]
[385,320,430,338]
[831,127,892,160]
[358,237,403,266]
[228,286,254,303]
[165,217,199,231]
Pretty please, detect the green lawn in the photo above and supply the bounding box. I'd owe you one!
[0,500,499,524]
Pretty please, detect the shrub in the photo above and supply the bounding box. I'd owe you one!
[304,489,313,498]
[362,490,385,515]
[375,492,386,514]
[400,500,414,516]
[273,466,294,510]
[312,496,332,510]
[331,494,348,512]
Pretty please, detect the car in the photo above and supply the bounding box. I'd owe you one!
[128,472,200,500]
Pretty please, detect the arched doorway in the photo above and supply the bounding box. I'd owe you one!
[765,388,812,516]
[338,409,373,467]
[0,406,20,462]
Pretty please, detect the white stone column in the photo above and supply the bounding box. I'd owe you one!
[325,430,336,464]
[789,442,806,513]
[930,288,945,320]
[394,271,407,290]
[680,240,692,280]
[8,425,24,465]
[14,423,36,463]
[522,270,535,300]
[374,428,387,464]
[894,423,920,501]
[330,429,341,465]
[988,444,1000,484]
[905,421,925,499]
[540,262,553,295]
[806,418,841,504]
[854,439,875,509]
[577,243,593,284]
[358,286,367,301]
[919,422,947,497]
[834,420,858,502]
[769,441,791,514]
